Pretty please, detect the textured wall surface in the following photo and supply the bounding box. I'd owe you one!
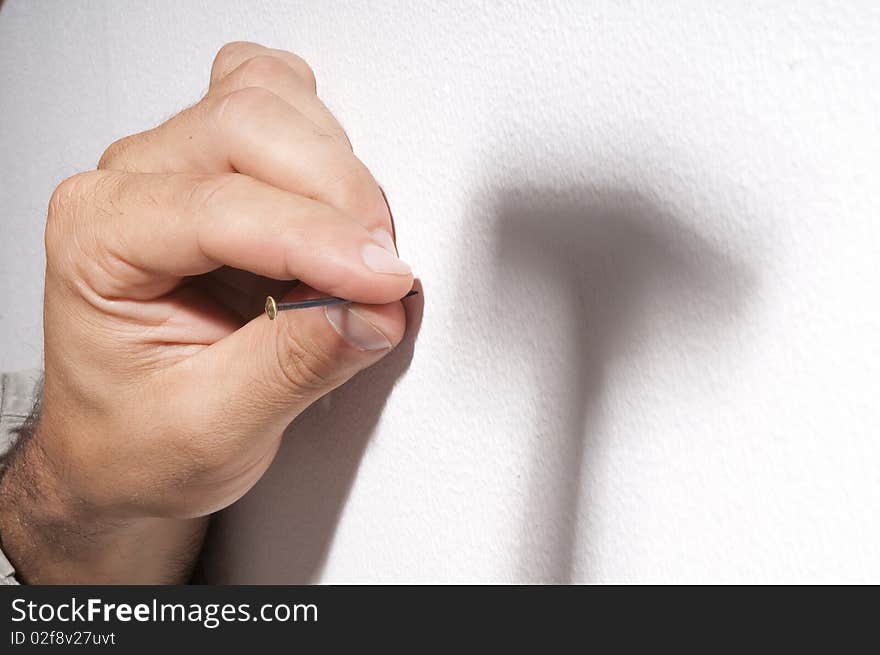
[1,1,878,582]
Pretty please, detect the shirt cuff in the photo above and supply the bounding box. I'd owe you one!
[0,546,19,585]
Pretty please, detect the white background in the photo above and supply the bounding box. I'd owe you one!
[1,1,878,582]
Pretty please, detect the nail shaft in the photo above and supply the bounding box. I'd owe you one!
[266,290,418,320]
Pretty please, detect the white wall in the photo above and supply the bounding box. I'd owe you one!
[1,0,878,582]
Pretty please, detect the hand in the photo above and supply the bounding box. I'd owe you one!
[0,42,414,583]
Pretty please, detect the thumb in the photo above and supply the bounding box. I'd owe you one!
[194,284,407,440]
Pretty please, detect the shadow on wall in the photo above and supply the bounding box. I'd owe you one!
[481,185,756,582]
[198,285,423,583]
[199,181,756,583]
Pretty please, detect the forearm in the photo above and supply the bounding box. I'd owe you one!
[0,421,207,584]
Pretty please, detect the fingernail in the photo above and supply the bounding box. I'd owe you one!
[325,305,392,351]
[362,240,411,275]
[370,228,398,254]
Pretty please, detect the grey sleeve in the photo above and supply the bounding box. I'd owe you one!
[0,369,43,585]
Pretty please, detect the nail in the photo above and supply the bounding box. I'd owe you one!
[361,241,411,275]
[265,290,418,319]
[325,305,392,351]
[370,228,398,254]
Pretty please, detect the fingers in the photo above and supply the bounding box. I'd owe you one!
[186,283,409,449]
[211,41,317,89]
[99,43,389,234]
[46,170,412,302]
[208,41,351,147]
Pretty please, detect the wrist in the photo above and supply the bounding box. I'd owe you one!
[0,415,207,584]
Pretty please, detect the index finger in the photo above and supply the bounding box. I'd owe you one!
[47,171,412,304]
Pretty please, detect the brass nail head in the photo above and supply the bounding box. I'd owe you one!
[265,296,278,320]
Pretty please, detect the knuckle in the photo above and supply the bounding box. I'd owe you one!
[48,172,86,219]
[235,54,294,88]
[211,42,315,90]
[45,171,98,248]
[98,135,133,169]
[46,171,141,295]
[275,324,342,395]
[323,157,387,218]
[97,130,157,171]
[212,41,258,79]
[284,53,317,90]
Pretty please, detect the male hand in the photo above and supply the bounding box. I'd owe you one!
[0,42,413,583]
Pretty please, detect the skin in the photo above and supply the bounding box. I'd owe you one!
[0,42,414,583]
